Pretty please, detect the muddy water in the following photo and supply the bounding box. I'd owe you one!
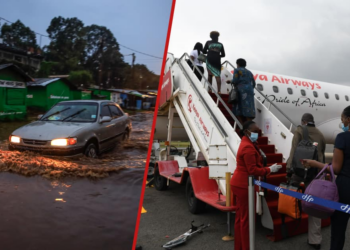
[0,112,153,250]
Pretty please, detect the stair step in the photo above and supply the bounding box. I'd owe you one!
[257,137,268,145]
[265,153,283,163]
[266,173,286,186]
[260,145,275,154]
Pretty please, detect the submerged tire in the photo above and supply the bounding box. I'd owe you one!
[154,168,168,191]
[84,143,98,158]
[122,129,130,141]
[8,144,15,151]
[186,177,206,214]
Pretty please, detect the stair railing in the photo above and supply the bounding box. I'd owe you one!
[177,53,243,133]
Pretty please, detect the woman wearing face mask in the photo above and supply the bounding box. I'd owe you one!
[231,120,282,250]
[303,106,350,250]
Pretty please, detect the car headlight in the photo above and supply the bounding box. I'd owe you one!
[51,139,68,146]
[51,138,77,146]
[10,136,21,143]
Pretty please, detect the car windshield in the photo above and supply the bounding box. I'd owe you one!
[41,102,98,122]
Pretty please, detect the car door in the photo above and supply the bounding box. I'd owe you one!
[98,102,115,151]
[108,104,126,141]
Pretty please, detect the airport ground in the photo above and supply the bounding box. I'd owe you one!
[137,181,350,250]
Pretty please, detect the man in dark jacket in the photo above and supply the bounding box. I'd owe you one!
[287,113,326,249]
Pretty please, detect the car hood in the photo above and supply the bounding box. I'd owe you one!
[12,121,91,140]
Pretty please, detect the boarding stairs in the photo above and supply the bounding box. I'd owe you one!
[161,53,330,241]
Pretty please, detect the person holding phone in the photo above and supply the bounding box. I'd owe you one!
[303,106,350,250]
[230,120,282,250]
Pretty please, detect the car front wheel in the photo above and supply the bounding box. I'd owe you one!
[122,129,130,141]
[85,143,98,158]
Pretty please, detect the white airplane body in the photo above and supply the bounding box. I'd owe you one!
[162,53,346,144]
[219,67,348,144]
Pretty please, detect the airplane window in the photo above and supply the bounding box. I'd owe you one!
[287,88,293,95]
[313,91,318,98]
[273,86,278,93]
[325,93,329,99]
[257,84,263,91]
[346,95,349,102]
[336,94,339,100]
[301,89,306,96]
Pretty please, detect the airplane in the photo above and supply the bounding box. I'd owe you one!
[216,64,347,144]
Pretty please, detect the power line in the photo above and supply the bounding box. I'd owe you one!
[0,17,49,38]
[119,44,162,59]
[0,16,162,60]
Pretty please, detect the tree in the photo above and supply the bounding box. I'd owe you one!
[36,61,59,78]
[0,20,38,50]
[82,25,126,89]
[44,16,86,74]
[69,70,93,88]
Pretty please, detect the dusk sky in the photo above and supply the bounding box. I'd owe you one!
[0,0,172,74]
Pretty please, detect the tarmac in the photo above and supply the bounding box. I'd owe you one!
[137,181,350,250]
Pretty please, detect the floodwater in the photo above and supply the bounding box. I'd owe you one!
[0,112,153,250]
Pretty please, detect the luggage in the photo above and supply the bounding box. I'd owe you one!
[291,126,318,181]
[278,183,303,239]
[278,183,302,219]
[302,164,339,219]
[197,53,207,63]
[228,87,237,104]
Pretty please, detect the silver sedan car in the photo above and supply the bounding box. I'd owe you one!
[8,100,132,157]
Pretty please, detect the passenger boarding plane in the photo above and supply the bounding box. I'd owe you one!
[163,53,346,145]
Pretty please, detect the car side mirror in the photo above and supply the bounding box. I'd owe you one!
[100,116,112,123]
[38,114,43,120]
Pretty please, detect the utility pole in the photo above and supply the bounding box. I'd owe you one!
[98,37,104,89]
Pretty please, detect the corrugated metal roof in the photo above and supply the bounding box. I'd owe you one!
[0,64,13,70]
[27,78,60,87]
[27,78,77,89]
[0,64,34,82]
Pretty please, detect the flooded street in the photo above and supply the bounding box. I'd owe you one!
[0,112,153,250]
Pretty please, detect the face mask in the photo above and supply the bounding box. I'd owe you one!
[249,132,259,142]
[341,123,349,132]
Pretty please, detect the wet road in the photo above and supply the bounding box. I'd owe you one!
[137,182,350,250]
[0,112,153,250]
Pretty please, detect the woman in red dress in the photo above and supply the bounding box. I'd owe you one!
[231,121,282,250]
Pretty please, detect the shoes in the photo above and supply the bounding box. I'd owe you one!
[307,240,321,249]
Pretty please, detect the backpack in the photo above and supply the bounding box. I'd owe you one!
[291,126,318,181]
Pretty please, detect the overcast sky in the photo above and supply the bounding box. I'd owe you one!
[0,0,172,74]
[169,0,350,85]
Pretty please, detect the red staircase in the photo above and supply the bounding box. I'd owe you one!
[210,93,330,241]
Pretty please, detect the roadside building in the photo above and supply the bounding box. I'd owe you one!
[90,88,112,100]
[0,64,34,121]
[109,89,156,109]
[71,89,92,100]
[26,78,77,111]
[0,43,44,70]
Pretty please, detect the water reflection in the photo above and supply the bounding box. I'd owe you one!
[0,112,152,249]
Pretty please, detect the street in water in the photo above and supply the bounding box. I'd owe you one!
[137,181,350,250]
[0,111,153,250]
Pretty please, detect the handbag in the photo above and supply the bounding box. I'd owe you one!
[228,86,237,104]
[302,164,339,219]
[197,53,207,63]
[278,183,303,239]
[278,183,302,219]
